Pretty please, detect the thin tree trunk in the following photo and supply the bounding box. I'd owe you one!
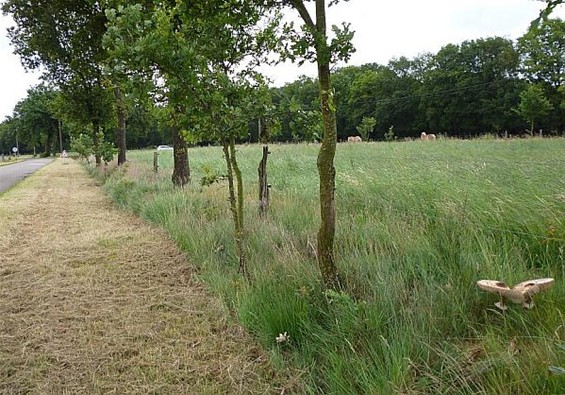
[114,86,127,165]
[92,119,101,166]
[315,0,341,290]
[230,139,248,279]
[171,127,190,186]
[223,139,248,280]
[44,124,54,157]
[58,119,63,153]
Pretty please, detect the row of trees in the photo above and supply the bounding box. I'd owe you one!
[5,18,565,155]
[2,0,352,288]
[1,0,563,288]
[6,22,565,156]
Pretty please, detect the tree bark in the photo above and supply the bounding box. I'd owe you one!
[171,127,190,186]
[114,86,127,165]
[92,119,101,166]
[315,0,341,290]
[44,123,54,157]
[230,139,248,279]
[223,139,248,280]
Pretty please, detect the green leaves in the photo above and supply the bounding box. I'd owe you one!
[329,23,355,64]
[518,18,565,88]
[530,0,563,29]
[514,84,554,133]
[356,116,376,141]
[277,0,355,67]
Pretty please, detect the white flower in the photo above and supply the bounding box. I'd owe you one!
[276,331,290,343]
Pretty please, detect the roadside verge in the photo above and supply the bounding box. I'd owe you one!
[0,158,284,393]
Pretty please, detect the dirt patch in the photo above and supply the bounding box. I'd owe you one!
[0,159,285,393]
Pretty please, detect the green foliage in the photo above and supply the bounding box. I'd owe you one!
[0,118,18,154]
[355,116,375,141]
[70,133,93,162]
[422,37,523,135]
[519,18,565,88]
[3,84,61,156]
[3,0,113,144]
[272,34,546,141]
[96,139,118,165]
[384,125,395,142]
[515,84,554,133]
[286,98,323,142]
[531,1,563,28]
[200,164,226,187]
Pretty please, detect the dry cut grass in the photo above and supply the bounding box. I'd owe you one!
[0,159,286,394]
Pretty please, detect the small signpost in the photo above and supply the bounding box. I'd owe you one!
[12,147,18,156]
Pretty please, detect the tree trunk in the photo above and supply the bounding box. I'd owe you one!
[171,127,190,186]
[223,139,248,280]
[92,120,102,166]
[114,86,127,165]
[58,119,63,153]
[44,125,54,157]
[315,0,341,290]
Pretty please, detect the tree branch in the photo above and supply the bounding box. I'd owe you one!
[289,0,316,29]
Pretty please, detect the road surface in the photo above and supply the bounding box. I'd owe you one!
[0,158,54,193]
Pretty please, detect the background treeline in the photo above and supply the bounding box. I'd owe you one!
[271,22,565,141]
[2,18,565,154]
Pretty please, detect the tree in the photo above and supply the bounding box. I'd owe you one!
[10,85,61,156]
[518,18,565,131]
[3,0,125,166]
[0,118,20,155]
[347,69,380,132]
[515,84,554,134]
[332,64,378,139]
[272,76,320,141]
[113,86,127,165]
[518,18,565,89]
[421,38,523,136]
[356,116,375,141]
[106,1,280,276]
[286,98,323,142]
[277,0,355,289]
[104,3,193,185]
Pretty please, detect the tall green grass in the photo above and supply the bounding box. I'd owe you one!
[104,138,565,393]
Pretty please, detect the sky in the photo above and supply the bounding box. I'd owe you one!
[1,0,564,121]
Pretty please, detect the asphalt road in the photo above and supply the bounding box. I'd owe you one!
[0,158,54,194]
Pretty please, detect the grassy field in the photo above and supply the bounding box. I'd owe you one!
[103,138,565,394]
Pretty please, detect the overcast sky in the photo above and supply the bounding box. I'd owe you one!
[1,0,564,121]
